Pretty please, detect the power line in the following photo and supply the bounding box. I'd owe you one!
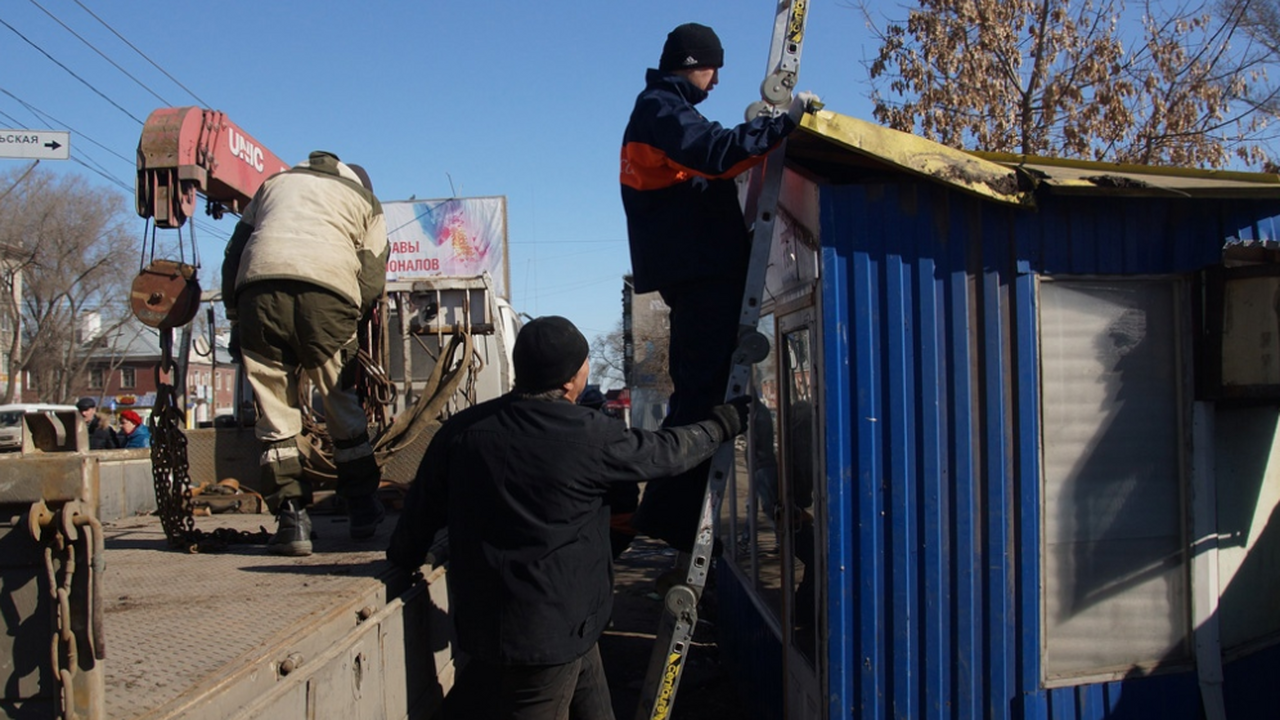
[0,16,144,124]
[0,88,134,165]
[28,0,172,107]
[73,151,122,183]
[71,156,131,191]
[71,0,211,109]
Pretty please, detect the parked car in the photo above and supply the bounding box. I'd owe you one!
[0,404,80,452]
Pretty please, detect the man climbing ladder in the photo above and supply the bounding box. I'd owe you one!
[621,3,818,718]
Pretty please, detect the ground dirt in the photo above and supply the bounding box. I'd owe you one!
[600,537,749,720]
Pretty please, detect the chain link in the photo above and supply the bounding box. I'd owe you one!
[152,328,269,552]
[40,515,80,719]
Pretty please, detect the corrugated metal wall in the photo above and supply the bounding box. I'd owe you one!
[815,179,1280,719]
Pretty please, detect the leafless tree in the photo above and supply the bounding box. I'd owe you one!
[1219,0,1280,160]
[589,319,628,389]
[0,166,137,403]
[863,0,1280,167]
[589,309,672,396]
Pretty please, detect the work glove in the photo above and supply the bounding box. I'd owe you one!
[709,395,752,440]
[787,91,821,123]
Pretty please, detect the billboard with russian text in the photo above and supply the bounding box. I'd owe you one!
[383,196,509,297]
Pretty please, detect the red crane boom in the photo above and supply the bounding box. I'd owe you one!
[135,107,288,229]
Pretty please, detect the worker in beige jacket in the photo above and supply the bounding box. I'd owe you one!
[222,150,389,556]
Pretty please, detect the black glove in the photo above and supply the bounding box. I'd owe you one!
[228,322,242,363]
[709,396,751,440]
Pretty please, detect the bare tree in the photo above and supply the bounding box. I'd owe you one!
[589,307,672,395]
[589,319,628,389]
[0,166,137,403]
[864,0,1279,167]
[1219,0,1280,143]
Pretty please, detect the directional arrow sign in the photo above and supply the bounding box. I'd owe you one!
[0,129,70,160]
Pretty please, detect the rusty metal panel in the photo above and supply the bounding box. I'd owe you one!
[0,455,97,506]
[0,513,53,716]
[310,631,386,719]
[95,458,156,523]
[242,684,307,719]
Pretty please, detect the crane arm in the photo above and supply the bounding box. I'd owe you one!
[135,107,289,229]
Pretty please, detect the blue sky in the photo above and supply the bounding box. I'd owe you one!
[2,0,879,348]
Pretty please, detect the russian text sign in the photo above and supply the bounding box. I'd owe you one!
[0,130,70,160]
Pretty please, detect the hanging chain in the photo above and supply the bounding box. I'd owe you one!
[43,530,79,718]
[31,500,104,720]
[151,328,269,552]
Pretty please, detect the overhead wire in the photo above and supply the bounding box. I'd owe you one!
[0,88,135,164]
[70,0,211,108]
[0,16,143,124]
[28,0,173,108]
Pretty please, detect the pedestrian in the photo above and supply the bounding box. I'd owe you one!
[222,150,389,556]
[117,409,150,449]
[76,397,118,450]
[387,316,749,720]
[619,22,818,555]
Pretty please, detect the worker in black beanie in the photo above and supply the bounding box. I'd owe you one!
[512,315,590,392]
[389,315,750,719]
[659,22,725,72]
[621,23,818,562]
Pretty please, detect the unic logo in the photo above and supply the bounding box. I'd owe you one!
[227,128,265,173]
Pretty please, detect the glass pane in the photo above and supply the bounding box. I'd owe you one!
[781,325,819,665]
[1040,279,1189,679]
[731,314,785,625]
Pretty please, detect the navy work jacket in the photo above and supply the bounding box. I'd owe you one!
[620,69,796,294]
[387,392,725,666]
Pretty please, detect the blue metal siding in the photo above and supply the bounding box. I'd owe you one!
[715,561,784,720]
[814,179,1280,719]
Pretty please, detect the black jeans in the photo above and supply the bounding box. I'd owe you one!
[445,643,614,720]
[631,274,745,553]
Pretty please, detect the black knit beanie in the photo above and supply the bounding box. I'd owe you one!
[659,23,724,72]
[513,316,590,392]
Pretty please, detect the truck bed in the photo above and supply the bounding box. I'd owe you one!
[100,511,450,720]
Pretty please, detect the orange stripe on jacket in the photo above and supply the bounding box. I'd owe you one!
[620,142,768,191]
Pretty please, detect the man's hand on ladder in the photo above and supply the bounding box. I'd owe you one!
[788,91,822,122]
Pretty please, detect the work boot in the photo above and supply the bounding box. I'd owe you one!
[347,493,385,540]
[268,499,313,556]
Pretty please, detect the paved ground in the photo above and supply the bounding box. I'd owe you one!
[599,538,748,720]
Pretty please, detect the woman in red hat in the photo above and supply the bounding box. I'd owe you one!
[118,410,151,448]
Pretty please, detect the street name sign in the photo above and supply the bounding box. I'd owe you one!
[0,129,70,160]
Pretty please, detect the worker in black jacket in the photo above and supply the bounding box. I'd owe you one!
[387,316,749,720]
[619,22,816,554]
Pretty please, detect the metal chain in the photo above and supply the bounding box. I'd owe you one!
[296,301,398,475]
[40,517,78,719]
[152,328,269,552]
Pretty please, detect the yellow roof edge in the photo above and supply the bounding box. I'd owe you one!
[798,111,1031,206]
[970,150,1280,186]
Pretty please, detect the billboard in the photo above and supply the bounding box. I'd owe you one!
[383,196,510,297]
